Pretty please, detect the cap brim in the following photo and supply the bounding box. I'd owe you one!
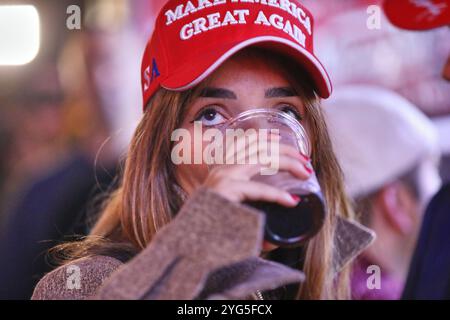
[161,36,332,99]
[383,0,450,30]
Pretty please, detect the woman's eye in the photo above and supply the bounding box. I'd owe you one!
[194,108,226,126]
[279,105,303,121]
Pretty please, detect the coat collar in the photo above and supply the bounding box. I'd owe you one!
[175,184,376,298]
[333,216,376,274]
[200,216,375,299]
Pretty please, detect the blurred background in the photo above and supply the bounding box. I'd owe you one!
[0,0,449,299]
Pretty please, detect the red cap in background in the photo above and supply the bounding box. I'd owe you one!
[383,0,450,30]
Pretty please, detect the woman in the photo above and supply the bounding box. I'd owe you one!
[32,0,374,300]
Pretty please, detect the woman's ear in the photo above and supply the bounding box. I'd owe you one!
[376,182,416,235]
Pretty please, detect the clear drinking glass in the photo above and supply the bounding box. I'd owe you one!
[210,109,326,248]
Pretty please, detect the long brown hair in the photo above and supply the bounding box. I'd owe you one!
[53,48,354,300]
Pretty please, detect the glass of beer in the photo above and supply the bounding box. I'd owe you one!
[209,109,326,248]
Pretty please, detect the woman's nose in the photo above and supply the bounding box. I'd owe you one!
[237,118,262,131]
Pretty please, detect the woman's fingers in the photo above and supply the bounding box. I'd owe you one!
[215,151,312,181]
[279,144,311,166]
[205,136,314,206]
[275,154,311,180]
[212,179,299,208]
[208,163,265,181]
[223,137,311,169]
[239,180,299,207]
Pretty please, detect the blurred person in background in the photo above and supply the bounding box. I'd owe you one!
[383,0,450,81]
[0,0,150,300]
[305,0,450,183]
[323,85,441,299]
[307,0,450,117]
[383,0,450,182]
[0,34,118,300]
[0,64,67,200]
[383,0,450,299]
[0,0,170,300]
[0,113,17,228]
[433,116,450,181]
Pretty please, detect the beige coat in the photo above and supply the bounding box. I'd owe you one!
[32,187,375,300]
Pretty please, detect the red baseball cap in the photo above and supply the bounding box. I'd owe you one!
[141,0,332,110]
[383,0,450,30]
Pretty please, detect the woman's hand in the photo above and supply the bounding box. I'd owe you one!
[203,136,313,208]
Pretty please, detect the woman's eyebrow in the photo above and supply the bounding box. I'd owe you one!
[265,87,297,98]
[199,87,237,99]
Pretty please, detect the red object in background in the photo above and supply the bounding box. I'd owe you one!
[140,0,332,110]
[384,0,450,30]
[308,0,450,117]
